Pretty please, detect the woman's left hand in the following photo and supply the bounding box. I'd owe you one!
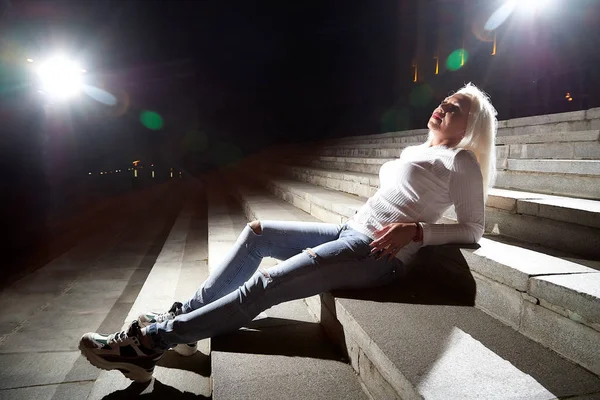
[370,222,417,260]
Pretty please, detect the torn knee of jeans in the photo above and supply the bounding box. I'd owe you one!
[304,247,317,259]
[259,268,272,283]
[249,220,262,235]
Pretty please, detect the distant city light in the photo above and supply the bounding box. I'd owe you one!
[88,172,92,175]
[27,58,34,63]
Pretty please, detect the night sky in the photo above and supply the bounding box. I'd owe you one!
[2,0,600,172]
[2,0,404,171]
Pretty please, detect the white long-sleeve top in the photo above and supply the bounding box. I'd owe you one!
[346,142,485,265]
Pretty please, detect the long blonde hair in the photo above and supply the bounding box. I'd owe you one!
[428,83,498,202]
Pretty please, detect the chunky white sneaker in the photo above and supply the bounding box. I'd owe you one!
[79,320,163,382]
[137,301,198,356]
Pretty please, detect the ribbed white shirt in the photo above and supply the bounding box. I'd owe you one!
[346,143,485,265]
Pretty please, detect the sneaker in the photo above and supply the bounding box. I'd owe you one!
[79,320,163,382]
[137,301,198,356]
[137,301,184,326]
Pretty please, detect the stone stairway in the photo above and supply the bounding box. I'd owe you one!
[205,177,370,399]
[217,108,600,398]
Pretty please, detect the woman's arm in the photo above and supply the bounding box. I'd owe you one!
[421,150,485,246]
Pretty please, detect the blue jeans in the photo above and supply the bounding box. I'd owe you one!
[147,220,406,349]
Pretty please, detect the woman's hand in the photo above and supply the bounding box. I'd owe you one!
[370,222,418,260]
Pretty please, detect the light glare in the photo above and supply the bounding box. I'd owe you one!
[36,56,84,99]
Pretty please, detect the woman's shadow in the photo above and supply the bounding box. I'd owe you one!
[100,379,209,400]
[334,244,478,306]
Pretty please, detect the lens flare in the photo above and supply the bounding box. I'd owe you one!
[82,84,117,106]
[485,1,516,31]
[140,111,164,130]
[36,56,83,99]
[446,49,469,71]
[410,84,434,108]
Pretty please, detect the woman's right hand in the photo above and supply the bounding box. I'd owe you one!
[370,222,418,260]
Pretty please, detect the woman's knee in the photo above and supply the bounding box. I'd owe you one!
[249,220,262,235]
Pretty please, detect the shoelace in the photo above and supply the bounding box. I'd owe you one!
[154,311,176,323]
[108,330,129,345]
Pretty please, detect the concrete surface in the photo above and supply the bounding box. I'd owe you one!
[0,182,194,399]
[87,183,212,399]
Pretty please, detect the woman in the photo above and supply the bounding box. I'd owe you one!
[79,83,497,382]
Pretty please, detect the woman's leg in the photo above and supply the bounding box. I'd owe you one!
[182,220,343,312]
[149,226,406,348]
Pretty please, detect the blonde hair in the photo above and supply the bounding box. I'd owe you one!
[428,82,498,202]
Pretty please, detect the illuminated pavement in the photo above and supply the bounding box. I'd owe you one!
[0,180,207,399]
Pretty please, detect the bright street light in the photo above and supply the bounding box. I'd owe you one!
[35,55,85,99]
[485,0,558,31]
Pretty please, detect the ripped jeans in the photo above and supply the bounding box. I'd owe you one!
[147,220,406,349]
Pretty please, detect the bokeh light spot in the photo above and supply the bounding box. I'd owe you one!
[409,84,434,108]
[82,85,117,106]
[485,1,516,31]
[446,49,469,71]
[380,107,411,133]
[140,111,164,130]
[184,130,209,152]
[212,142,244,166]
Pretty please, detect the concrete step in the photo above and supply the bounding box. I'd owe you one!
[207,178,370,400]
[494,169,600,200]
[231,168,600,372]
[501,141,600,160]
[505,159,600,175]
[86,182,212,398]
[291,153,600,199]
[497,130,600,145]
[307,140,600,163]
[224,176,600,399]
[274,163,600,257]
[0,182,211,399]
[323,129,429,145]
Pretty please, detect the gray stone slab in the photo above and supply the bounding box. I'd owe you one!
[509,141,600,160]
[520,301,600,376]
[0,381,94,400]
[515,196,600,230]
[529,273,600,324]
[472,271,523,329]
[0,352,99,390]
[331,287,600,400]
[212,315,367,400]
[495,169,600,199]
[462,237,596,292]
[485,208,600,258]
[507,159,600,175]
[496,130,600,145]
[506,111,586,127]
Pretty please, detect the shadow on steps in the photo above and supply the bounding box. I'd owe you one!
[100,378,210,399]
[333,244,478,307]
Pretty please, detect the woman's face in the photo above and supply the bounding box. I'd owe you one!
[427,94,472,145]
